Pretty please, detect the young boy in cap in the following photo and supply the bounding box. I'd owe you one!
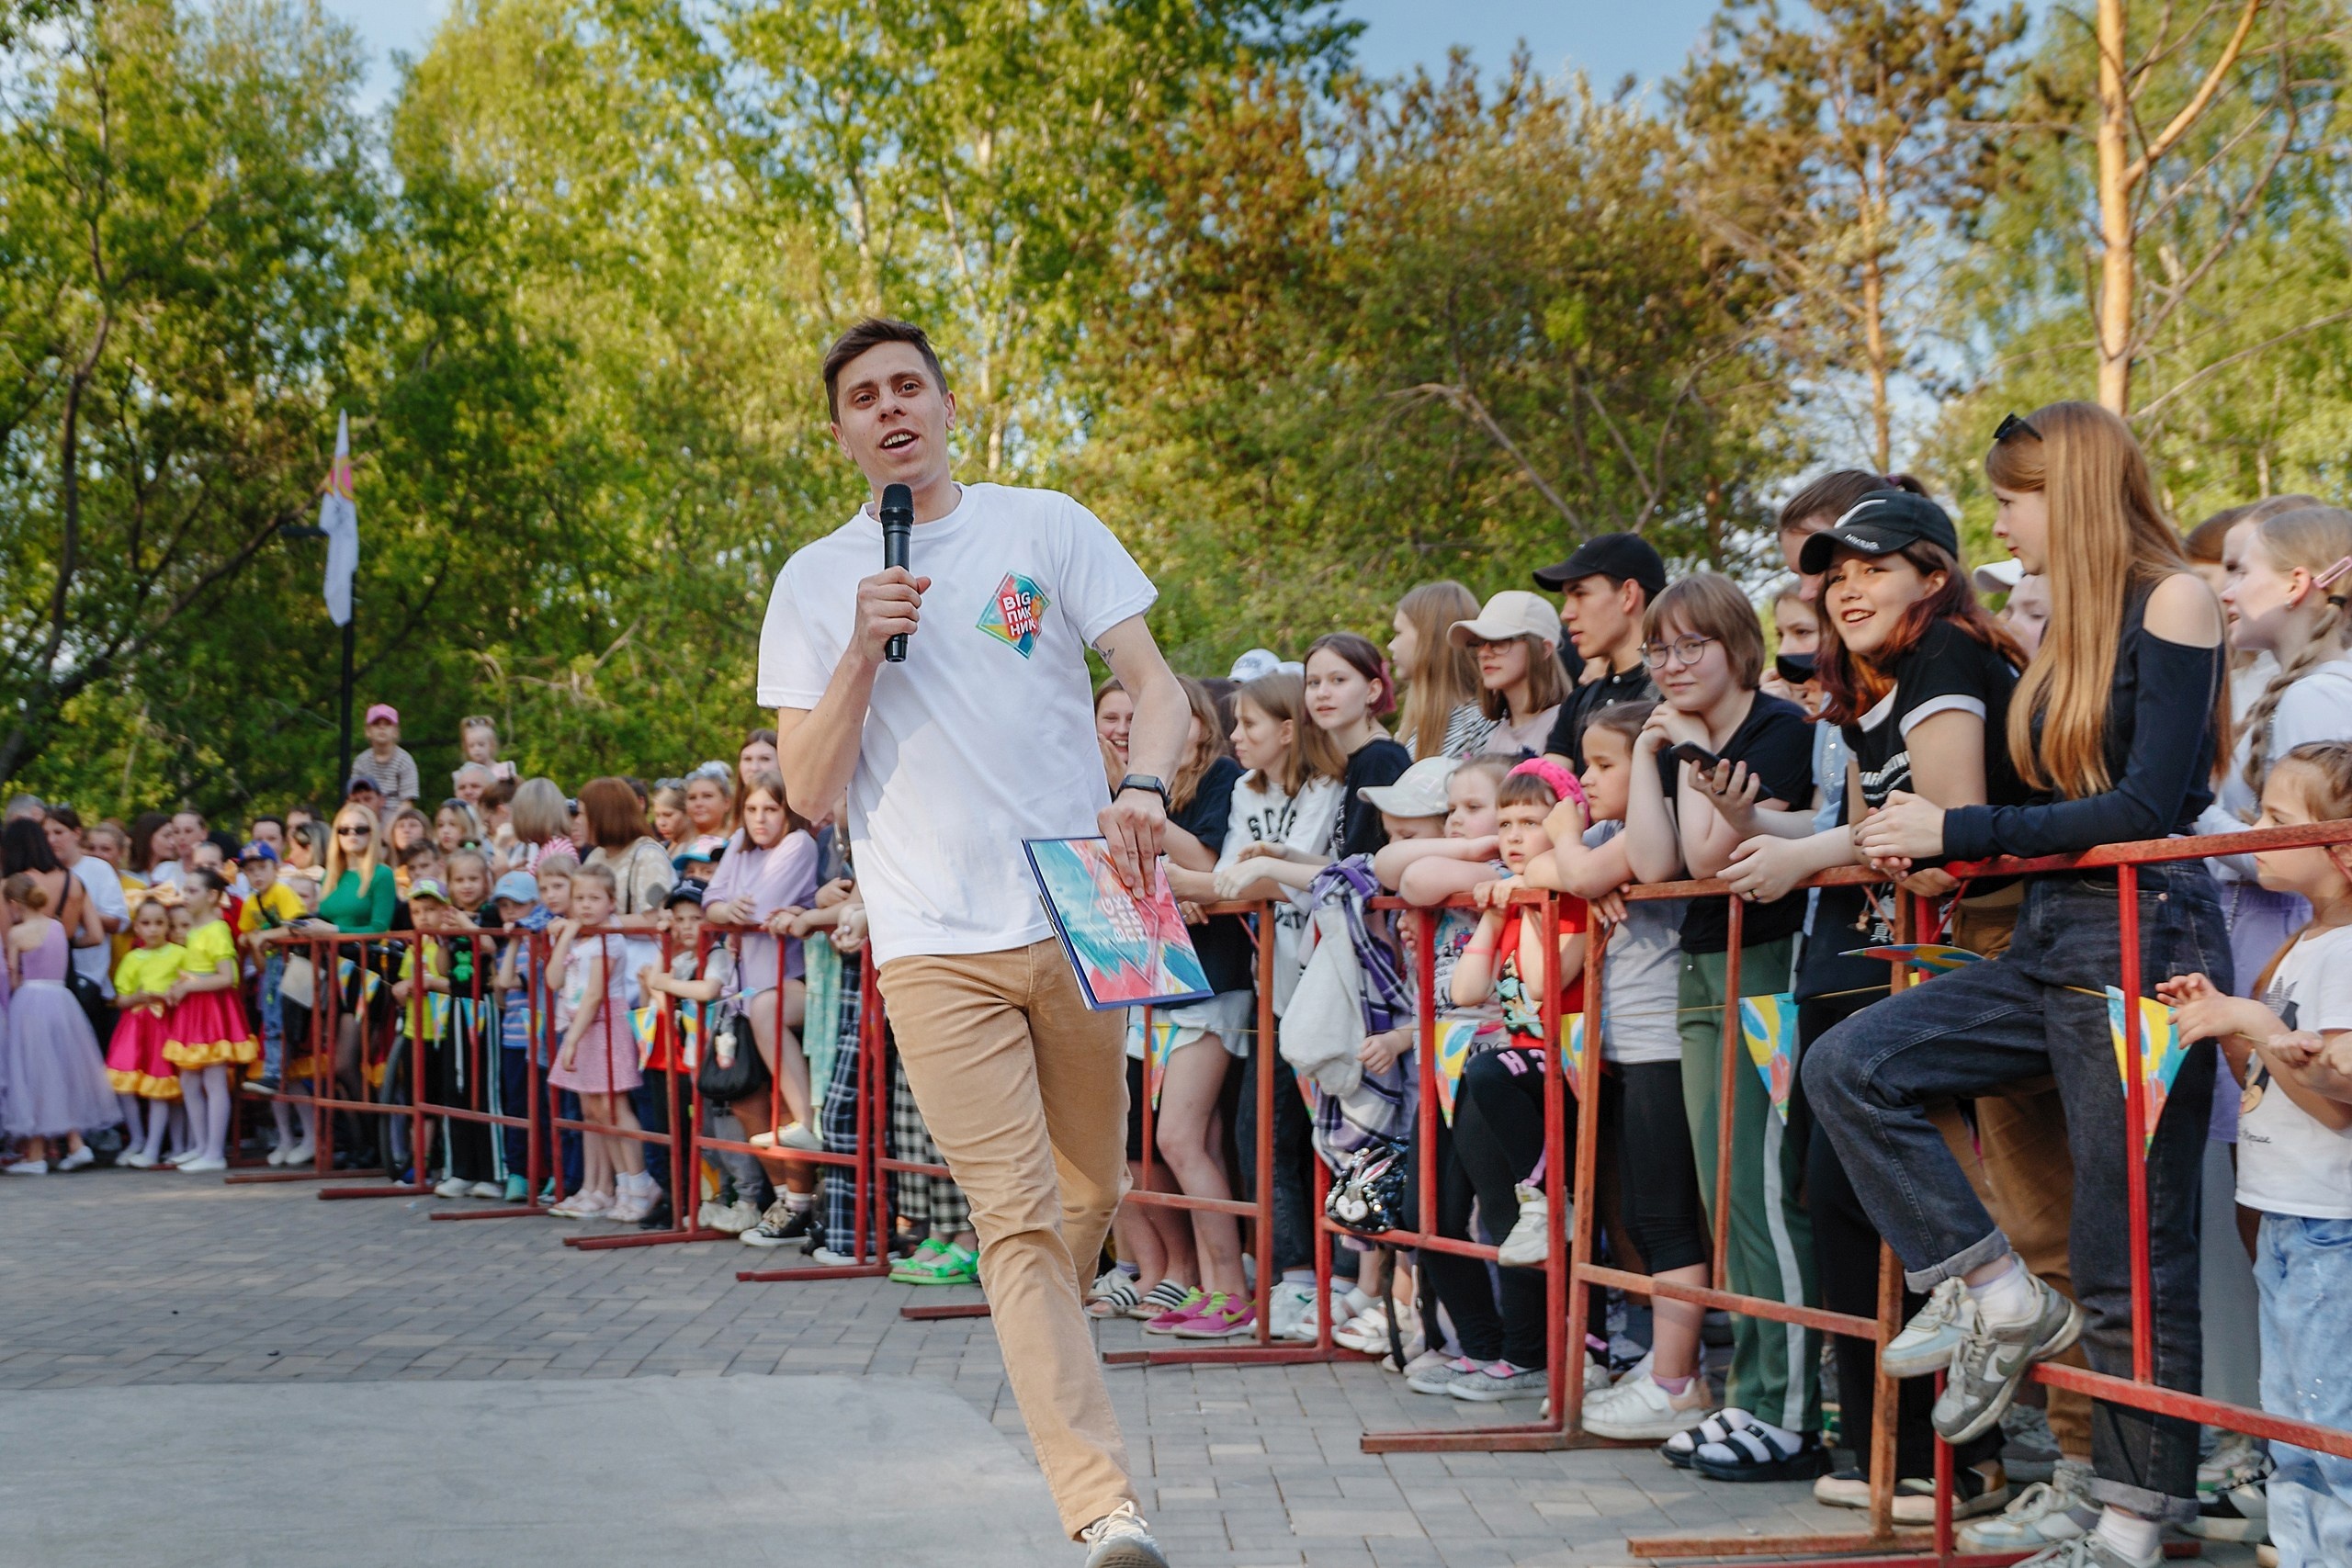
[1533,532,1667,772]
[349,703,421,806]
[235,840,307,1095]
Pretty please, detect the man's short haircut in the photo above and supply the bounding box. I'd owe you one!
[251,813,285,830]
[821,317,948,422]
[1644,572,1768,689]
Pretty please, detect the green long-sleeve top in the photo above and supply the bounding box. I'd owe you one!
[316,865,396,933]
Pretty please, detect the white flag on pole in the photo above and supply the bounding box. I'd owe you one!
[320,411,357,626]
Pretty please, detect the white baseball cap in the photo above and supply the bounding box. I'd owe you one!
[1973,558,2025,593]
[1449,590,1564,648]
[1357,756,1460,819]
[1229,648,1283,682]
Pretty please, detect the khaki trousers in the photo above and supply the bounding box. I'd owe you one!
[877,940,1136,1537]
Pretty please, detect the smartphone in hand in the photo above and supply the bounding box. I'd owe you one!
[1668,740,1723,773]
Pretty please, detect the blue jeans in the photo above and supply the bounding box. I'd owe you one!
[258,953,287,1078]
[2257,1212,2352,1567]
[1803,865,2229,1520]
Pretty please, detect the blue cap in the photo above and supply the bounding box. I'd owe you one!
[238,840,278,863]
[490,870,539,906]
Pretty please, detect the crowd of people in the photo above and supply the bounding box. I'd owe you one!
[3,400,2347,1568]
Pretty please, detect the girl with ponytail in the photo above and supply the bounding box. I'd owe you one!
[2200,505,2352,991]
[1808,403,2233,1567]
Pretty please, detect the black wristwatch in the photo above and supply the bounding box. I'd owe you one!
[1115,774,1170,810]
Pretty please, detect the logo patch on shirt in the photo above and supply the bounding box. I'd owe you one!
[978,572,1049,657]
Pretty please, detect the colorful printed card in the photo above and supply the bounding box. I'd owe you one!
[1023,838,1214,1011]
[2106,987,2190,1150]
[1737,992,1800,1124]
[1131,1010,1181,1111]
[1558,1012,1590,1100]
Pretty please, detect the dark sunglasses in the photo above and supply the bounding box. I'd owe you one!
[1993,412,2041,444]
[335,825,371,838]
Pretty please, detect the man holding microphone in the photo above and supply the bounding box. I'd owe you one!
[760,318,1185,1567]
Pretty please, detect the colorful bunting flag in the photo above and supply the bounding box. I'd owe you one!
[1558,1011,1590,1098]
[1840,942,1984,976]
[1126,1010,1181,1111]
[2106,987,2189,1150]
[1433,1017,1482,1124]
[1737,992,1800,1124]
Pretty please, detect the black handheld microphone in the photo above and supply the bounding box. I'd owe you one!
[880,482,913,663]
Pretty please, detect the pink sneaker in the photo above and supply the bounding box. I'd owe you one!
[1140,1287,1206,1335]
[1169,1292,1257,1339]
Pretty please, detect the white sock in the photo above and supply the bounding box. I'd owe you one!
[783,1190,813,1213]
[1965,1254,2038,1327]
[2093,1506,2160,1563]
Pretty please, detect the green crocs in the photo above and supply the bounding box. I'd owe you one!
[889,1237,947,1283]
[904,1242,980,1286]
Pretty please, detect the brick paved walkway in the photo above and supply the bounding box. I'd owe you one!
[0,1168,2248,1566]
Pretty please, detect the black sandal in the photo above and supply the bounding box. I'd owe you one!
[1662,1407,1756,1471]
[1691,1422,1830,1483]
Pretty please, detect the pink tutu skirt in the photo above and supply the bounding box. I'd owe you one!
[1,979,118,1138]
[107,1006,181,1100]
[162,991,257,1072]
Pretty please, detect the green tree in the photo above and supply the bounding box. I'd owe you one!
[1676,0,2029,470]
[0,0,379,795]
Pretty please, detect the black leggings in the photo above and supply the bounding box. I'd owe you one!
[1617,1059,1708,1275]
[425,1030,496,1185]
[1799,994,2001,1477]
[1419,1046,1566,1369]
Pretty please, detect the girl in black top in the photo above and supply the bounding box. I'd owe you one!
[1805,404,2230,1561]
[1720,491,2030,1502]
[1305,632,1413,859]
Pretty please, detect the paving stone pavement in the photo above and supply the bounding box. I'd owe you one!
[0,1169,2254,1566]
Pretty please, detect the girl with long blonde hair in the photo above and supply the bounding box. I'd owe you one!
[1389,581,1493,760]
[1813,402,2233,1567]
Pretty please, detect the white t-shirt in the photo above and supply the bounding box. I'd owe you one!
[2242,922,2352,1219]
[1213,772,1342,1015]
[756,482,1157,963]
[66,855,129,998]
[2196,653,2352,879]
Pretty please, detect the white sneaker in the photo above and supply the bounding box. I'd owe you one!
[469,1180,504,1200]
[750,1122,825,1153]
[1582,1367,1712,1439]
[1959,1458,2098,1553]
[435,1176,473,1199]
[56,1145,95,1171]
[1495,1182,1551,1266]
[176,1155,226,1173]
[716,1199,762,1234]
[807,1247,865,1266]
[277,1138,315,1167]
[265,1144,289,1167]
[1080,1500,1168,1568]
[5,1159,49,1176]
[119,1150,157,1169]
[1265,1280,1316,1339]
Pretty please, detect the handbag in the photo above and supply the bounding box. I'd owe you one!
[695,1002,770,1104]
[1323,1135,1409,1235]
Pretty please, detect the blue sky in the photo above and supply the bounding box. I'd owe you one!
[322,2,1730,107]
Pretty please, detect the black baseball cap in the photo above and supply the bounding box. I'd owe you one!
[1533,532,1668,602]
[1798,490,1961,577]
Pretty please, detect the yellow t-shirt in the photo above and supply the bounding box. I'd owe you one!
[177,919,236,978]
[237,882,306,935]
[114,942,186,1000]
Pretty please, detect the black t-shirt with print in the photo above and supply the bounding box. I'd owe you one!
[1171,754,1255,995]
[1335,736,1413,860]
[1658,692,1815,954]
[1843,619,2024,816]
[1544,660,1660,772]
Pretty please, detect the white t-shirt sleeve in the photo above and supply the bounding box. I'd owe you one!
[1054,496,1158,647]
[755,561,830,711]
[2267,666,2352,761]
[2287,927,2352,1034]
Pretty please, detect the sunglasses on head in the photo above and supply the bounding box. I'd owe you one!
[1993,412,2041,445]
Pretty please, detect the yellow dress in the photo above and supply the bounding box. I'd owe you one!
[161,919,258,1069]
[106,943,185,1099]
